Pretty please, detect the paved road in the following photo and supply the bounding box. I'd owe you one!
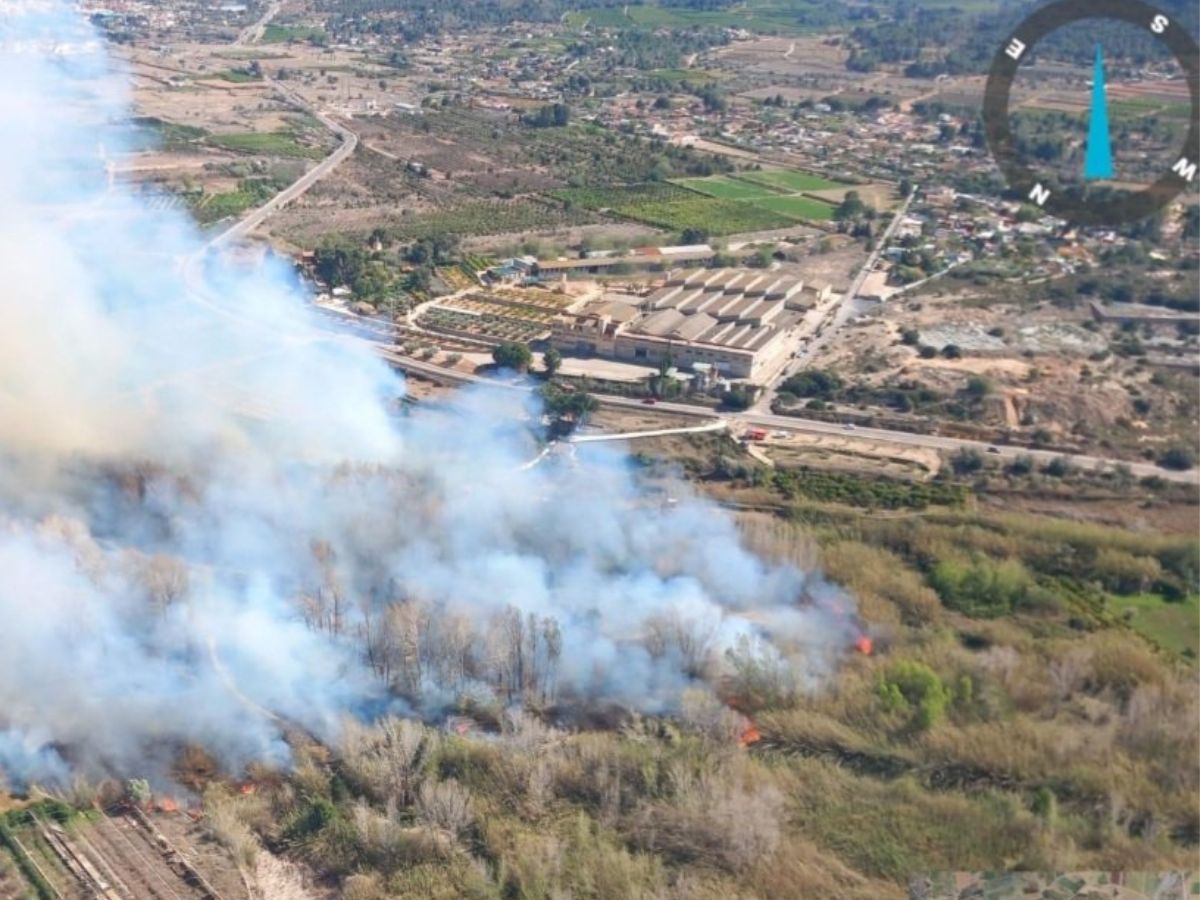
[570,419,727,444]
[347,349,1197,483]
[573,395,1197,483]
[754,187,918,413]
[233,0,282,46]
[208,79,357,251]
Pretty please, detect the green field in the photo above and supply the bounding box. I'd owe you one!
[213,68,261,84]
[554,183,794,234]
[207,131,325,159]
[670,171,844,223]
[753,194,838,220]
[738,169,848,193]
[648,67,721,84]
[565,1,853,33]
[261,24,327,44]
[1110,98,1194,122]
[672,176,779,201]
[1108,593,1200,658]
[618,197,793,233]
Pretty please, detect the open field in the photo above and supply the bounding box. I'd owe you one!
[754,193,837,220]
[206,130,326,159]
[1108,593,1200,659]
[738,169,848,193]
[673,175,780,200]
[553,182,798,234]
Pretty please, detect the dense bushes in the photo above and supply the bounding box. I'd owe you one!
[878,660,953,730]
[928,556,1041,618]
[767,468,968,510]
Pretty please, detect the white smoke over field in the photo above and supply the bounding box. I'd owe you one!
[0,3,859,788]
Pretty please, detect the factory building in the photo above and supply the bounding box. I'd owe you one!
[551,269,832,382]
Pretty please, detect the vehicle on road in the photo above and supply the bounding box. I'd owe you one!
[641,398,657,405]
[987,446,1001,454]
[844,423,856,431]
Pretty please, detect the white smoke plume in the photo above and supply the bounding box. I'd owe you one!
[0,2,859,788]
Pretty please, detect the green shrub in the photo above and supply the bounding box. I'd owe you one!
[929,556,1035,618]
[878,660,951,730]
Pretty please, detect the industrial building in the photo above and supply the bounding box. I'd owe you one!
[551,269,832,382]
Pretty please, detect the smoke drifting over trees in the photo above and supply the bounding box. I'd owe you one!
[0,3,857,788]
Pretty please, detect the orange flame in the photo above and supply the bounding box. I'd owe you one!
[855,635,873,656]
[737,721,762,748]
[157,796,179,813]
[238,782,257,795]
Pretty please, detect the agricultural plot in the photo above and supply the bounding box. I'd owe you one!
[670,171,843,224]
[261,24,327,44]
[437,266,480,291]
[207,131,326,159]
[444,295,560,325]
[619,196,793,233]
[753,194,837,220]
[737,169,848,193]
[563,1,841,33]
[553,183,793,235]
[672,176,779,200]
[418,307,548,344]
[389,200,599,241]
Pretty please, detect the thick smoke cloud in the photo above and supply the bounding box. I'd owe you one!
[0,2,857,788]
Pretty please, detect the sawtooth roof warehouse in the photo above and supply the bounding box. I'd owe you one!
[552,269,831,383]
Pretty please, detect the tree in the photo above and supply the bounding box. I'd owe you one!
[964,375,991,399]
[1006,454,1035,476]
[680,226,709,245]
[523,103,570,128]
[1043,456,1073,478]
[780,369,842,399]
[1159,446,1196,471]
[539,384,598,436]
[834,191,867,221]
[542,346,562,377]
[950,447,984,475]
[492,342,532,372]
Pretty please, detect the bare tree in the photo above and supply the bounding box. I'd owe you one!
[141,554,189,614]
[416,779,473,841]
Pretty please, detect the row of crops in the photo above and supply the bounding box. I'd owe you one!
[437,266,479,291]
[388,199,599,241]
[418,307,548,344]
[552,182,806,234]
[445,296,558,324]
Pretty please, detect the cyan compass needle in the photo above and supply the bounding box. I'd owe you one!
[1084,43,1116,180]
